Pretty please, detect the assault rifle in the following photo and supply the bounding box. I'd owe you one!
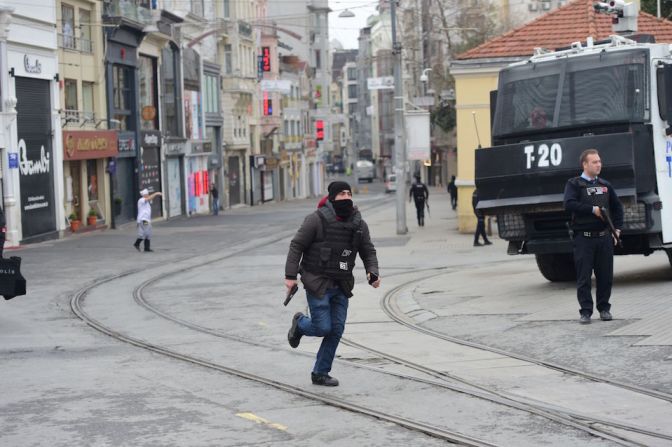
[600,207,622,248]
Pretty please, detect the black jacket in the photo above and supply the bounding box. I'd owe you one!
[285,201,378,298]
[564,176,624,231]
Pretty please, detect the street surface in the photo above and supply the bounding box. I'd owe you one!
[2,178,672,446]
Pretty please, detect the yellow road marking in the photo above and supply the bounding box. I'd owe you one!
[236,412,288,431]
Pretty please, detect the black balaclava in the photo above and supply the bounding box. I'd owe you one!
[327,181,353,218]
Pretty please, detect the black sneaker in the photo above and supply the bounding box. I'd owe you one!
[311,373,339,387]
[473,241,483,247]
[484,240,493,245]
[133,244,141,252]
[287,312,303,348]
[580,314,591,324]
[599,311,613,321]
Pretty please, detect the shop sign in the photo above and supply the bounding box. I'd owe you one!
[265,157,279,170]
[141,130,161,148]
[63,130,119,160]
[8,153,18,169]
[23,55,42,74]
[118,133,136,153]
[165,143,184,155]
[141,106,157,122]
[139,146,162,218]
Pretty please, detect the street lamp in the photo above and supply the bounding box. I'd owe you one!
[420,68,432,83]
[338,9,355,18]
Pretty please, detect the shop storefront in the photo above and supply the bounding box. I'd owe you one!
[186,143,210,215]
[104,25,143,224]
[63,130,118,224]
[164,141,185,218]
[15,76,56,240]
[115,132,137,222]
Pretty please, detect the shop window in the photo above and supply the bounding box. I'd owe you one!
[87,159,98,201]
[204,73,219,114]
[112,65,134,131]
[223,0,230,17]
[79,9,92,53]
[139,55,158,130]
[64,79,78,124]
[224,44,233,75]
[161,46,180,137]
[61,4,75,49]
[82,82,94,123]
[191,0,204,16]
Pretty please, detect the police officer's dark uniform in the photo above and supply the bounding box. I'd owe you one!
[409,176,429,227]
[472,188,491,246]
[285,181,379,386]
[564,173,623,324]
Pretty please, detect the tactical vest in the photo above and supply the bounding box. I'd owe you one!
[571,177,610,229]
[411,183,426,201]
[301,205,363,280]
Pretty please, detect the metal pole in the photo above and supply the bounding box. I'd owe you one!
[391,0,407,235]
[657,0,661,18]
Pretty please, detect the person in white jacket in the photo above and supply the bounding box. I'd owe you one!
[133,188,162,252]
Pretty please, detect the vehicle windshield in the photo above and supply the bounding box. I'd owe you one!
[493,48,649,137]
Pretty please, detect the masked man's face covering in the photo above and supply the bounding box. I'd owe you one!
[331,193,353,218]
[327,181,354,218]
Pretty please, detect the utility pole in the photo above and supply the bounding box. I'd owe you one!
[390,0,407,235]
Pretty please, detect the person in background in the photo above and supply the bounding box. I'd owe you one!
[409,175,429,227]
[210,183,220,216]
[133,188,162,253]
[447,175,457,210]
[472,188,492,247]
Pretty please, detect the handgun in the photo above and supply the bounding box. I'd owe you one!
[283,283,299,306]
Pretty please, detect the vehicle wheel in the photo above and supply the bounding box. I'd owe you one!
[535,253,576,282]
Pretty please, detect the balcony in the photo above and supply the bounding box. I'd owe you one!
[58,33,94,53]
[62,110,97,128]
[103,1,153,26]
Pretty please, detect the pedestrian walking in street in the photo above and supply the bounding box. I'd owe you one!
[133,188,162,253]
[210,183,220,216]
[564,149,623,324]
[472,188,491,246]
[409,175,429,227]
[284,181,380,386]
[447,175,457,210]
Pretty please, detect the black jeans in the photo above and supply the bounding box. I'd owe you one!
[474,217,488,243]
[414,200,425,220]
[573,233,614,316]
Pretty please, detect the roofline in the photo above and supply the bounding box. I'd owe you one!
[450,56,525,76]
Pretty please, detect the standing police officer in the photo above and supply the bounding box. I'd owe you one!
[564,149,623,324]
[409,175,429,227]
[285,181,380,386]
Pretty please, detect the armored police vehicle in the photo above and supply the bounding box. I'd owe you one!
[475,31,672,281]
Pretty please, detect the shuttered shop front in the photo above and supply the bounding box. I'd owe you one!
[16,77,56,240]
